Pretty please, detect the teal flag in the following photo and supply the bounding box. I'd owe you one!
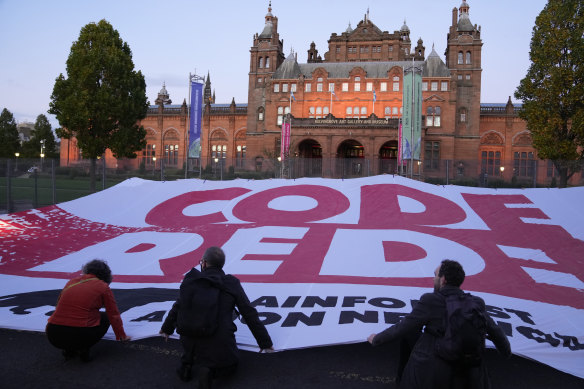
[402,69,422,160]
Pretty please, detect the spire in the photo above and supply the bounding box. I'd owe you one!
[155,82,171,105]
[345,22,353,34]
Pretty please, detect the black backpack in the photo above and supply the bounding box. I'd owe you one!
[435,292,487,367]
[176,277,224,338]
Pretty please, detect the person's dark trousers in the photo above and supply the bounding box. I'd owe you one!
[397,330,421,384]
[46,312,110,359]
[178,335,237,384]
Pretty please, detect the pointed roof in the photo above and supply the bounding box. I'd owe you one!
[273,49,302,79]
[259,2,274,39]
[423,45,450,77]
[457,1,474,32]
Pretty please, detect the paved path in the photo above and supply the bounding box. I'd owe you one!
[1,328,582,388]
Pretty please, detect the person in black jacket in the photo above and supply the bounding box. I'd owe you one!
[368,259,511,389]
[160,246,273,389]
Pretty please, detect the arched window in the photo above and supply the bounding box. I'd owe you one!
[466,51,471,64]
[258,57,264,68]
[458,51,463,64]
[360,107,367,118]
[460,108,467,123]
[257,107,264,121]
[346,107,352,116]
[323,106,329,116]
[316,107,322,118]
[265,57,270,68]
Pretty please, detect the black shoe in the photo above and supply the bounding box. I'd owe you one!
[176,364,192,382]
[62,349,77,361]
[197,366,212,389]
[79,349,92,363]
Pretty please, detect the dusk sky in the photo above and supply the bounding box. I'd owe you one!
[0,0,547,128]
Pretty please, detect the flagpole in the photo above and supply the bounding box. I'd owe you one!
[410,57,414,178]
[330,90,333,114]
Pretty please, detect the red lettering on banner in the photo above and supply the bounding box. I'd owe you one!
[359,184,467,227]
[1,185,582,309]
[145,188,250,228]
[232,185,350,224]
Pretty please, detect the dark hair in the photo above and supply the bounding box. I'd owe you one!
[82,259,113,284]
[438,259,465,287]
[202,246,226,269]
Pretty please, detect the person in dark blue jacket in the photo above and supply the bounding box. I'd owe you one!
[160,246,273,389]
[368,259,511,389]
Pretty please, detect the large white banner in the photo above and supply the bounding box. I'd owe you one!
[0,176,582,378]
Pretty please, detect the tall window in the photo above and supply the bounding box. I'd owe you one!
[342,82,349,92]
[258,57,264,68]
[360,107,367,118]
[277,107,284,125]
[265,57,270,68]
[305,83,312,92]
[282,83,289,93]
[481,150,502,176]
[273,83,280,93]
[328,83,335,92]
[142,144,156,166]
[422,82,428,91]
[366,82,373,92]
[426,106,441,127]
[393,76,400,91]
[236,145,246,167]
[291,83,297,92]
[514,151,535,177]
[384,107,390,118]
[354,76,361,92]
[460,108,467,123]
[431,81,438,91]
[441,81,448,91]
[458,52,463,64]
[346,107,352,117]
[424,141,440,170]
[316,77,323,92]
[392,107,398,116]
[466,51,471,64]
[257,107,264,121]
[380,82,387,92]
[309,107,315,118]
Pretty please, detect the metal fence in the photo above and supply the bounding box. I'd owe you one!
[1,156,582,214]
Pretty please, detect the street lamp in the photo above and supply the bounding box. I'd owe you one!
[14,152,19,171]
[152,157,156,175]
[40,139,45,171]
[500,166,505,179]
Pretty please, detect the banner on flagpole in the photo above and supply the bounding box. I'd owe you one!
[188,81,203,158]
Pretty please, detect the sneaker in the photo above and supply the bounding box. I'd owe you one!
[79,349,92,363]
[62,349,77,361]
[176,364,192,382]
[197,366,212,389]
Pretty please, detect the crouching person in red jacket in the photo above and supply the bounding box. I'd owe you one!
[46,259,130,362]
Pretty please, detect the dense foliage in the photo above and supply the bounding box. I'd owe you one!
[515,0,584,187]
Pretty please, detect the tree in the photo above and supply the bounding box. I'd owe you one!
[515,0,584,188]
[21,114,58,159]
[0,108,20,158]
[49,19,148,190]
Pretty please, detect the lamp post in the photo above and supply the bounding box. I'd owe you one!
[152,157,156,175]
[500,166,505,181]
[14,152,19,172]
[278,156,282,178]
[40,139,45,171]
